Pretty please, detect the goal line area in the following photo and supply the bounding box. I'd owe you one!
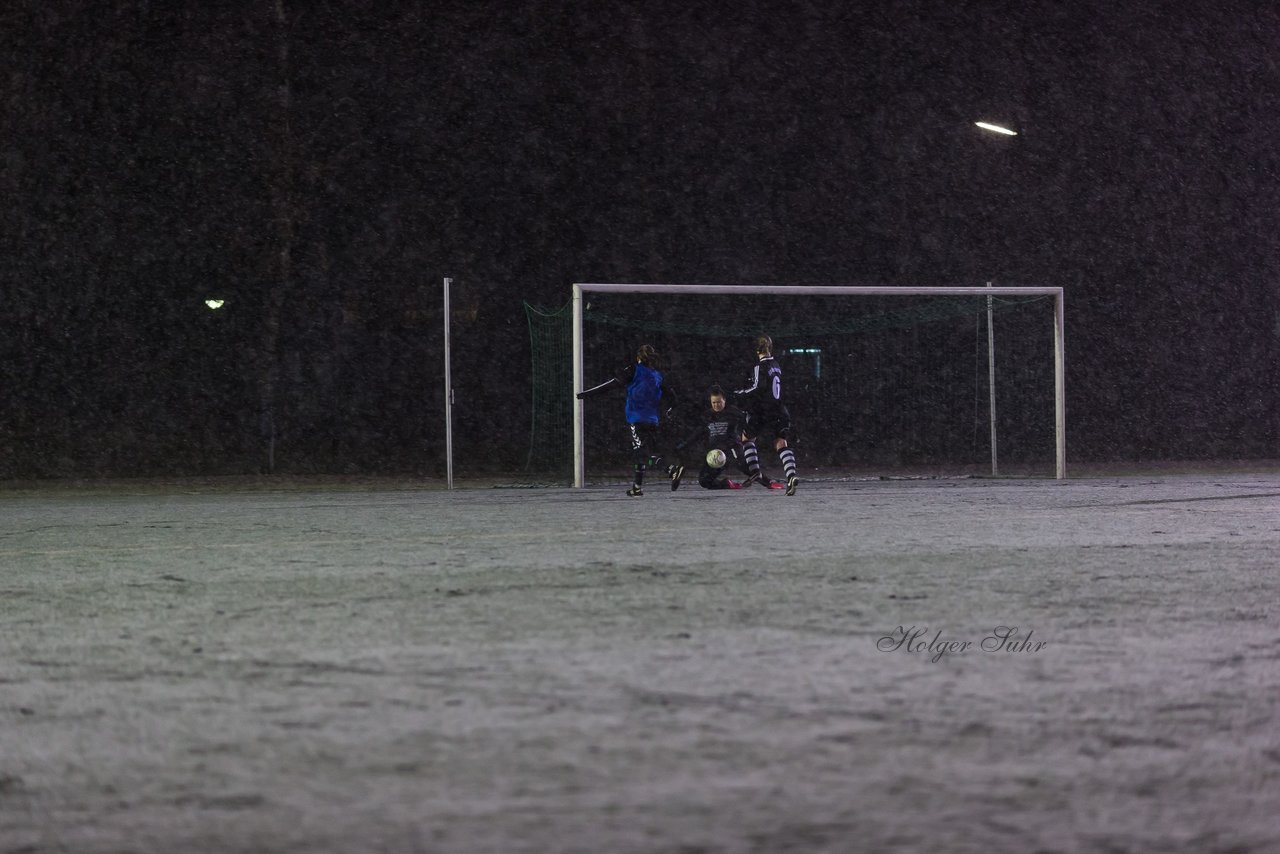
[524,284,1065,487]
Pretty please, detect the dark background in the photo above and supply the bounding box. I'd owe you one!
[3,0,1277,479]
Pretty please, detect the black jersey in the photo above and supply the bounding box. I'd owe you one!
[681,403,749,453]
[734,356,786,418]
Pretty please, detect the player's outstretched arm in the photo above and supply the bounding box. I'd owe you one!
[733,364,761,397]
[576,377,619,399]
[577,362,639,399]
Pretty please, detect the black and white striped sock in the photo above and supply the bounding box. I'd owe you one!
[780,447,797,481]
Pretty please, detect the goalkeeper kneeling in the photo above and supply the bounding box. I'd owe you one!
[675,385,750,491]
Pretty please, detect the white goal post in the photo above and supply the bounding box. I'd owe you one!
[571,283,1066,486]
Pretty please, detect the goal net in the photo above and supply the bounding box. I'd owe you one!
[525,284,1065,487]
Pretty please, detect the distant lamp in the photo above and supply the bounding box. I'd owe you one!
[204,299,226,310]
[975,121,1017,136]
[786,347,822,379]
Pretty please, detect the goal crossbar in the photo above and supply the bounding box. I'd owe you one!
[571,283,1066,485]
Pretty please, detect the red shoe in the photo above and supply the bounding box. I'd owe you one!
[765,479,785,490]
[726,479,743,490]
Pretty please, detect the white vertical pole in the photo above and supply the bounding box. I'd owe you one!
[986,281,998,476]
[572,284,585,488]
[443,277,454,490]
[1054,289,1067,479]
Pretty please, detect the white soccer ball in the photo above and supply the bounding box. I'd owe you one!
[705,448,727,469]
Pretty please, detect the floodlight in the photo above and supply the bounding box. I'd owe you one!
[975,121,1017,136]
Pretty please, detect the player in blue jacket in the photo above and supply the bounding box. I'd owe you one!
[577,344,680,496]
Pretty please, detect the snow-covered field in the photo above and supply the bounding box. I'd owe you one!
[2,474,1278,853]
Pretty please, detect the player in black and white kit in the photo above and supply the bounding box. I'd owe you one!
[576,343,681,496]
[674,385,750,490]
[733,335,799,495]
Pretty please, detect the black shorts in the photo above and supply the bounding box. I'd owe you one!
[627,421,660,453]
[743,409,791,445]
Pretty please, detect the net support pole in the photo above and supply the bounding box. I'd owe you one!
[986,281,998,476]
[1053,289,1067,479]
[572,284,586,488]
[443,277,454,490]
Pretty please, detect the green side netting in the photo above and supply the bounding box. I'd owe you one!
[527,290,1057,483]
[524,301,574,481]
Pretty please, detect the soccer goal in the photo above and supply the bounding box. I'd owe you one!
[527,283,1065,487]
